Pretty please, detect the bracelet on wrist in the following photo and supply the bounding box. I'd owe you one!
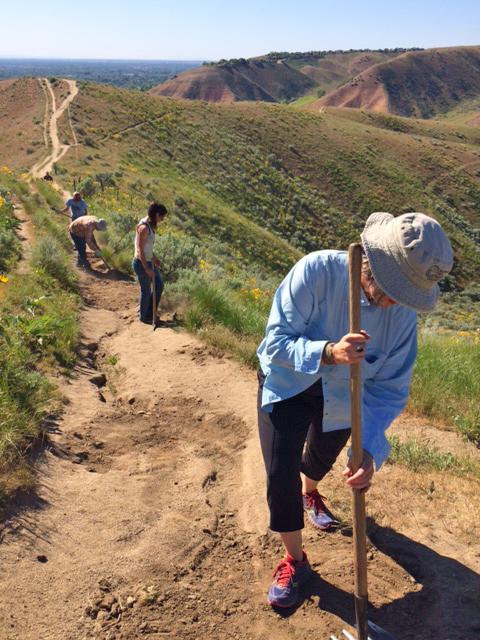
[322,342,337,366]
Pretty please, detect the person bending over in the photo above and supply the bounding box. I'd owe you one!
[257,211,453,608]
[68,215,107,269]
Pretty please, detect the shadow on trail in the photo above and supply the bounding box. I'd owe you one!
[86,266,135,282]
[273,520,480,640]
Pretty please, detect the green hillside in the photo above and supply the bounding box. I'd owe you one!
[55,82,479,286]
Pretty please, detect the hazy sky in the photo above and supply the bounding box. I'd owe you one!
[3,0,479,60]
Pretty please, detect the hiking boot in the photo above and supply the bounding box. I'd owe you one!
[267,552,312,608]
[303,490,335,530]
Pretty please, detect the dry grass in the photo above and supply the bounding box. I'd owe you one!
[0,78,47,170]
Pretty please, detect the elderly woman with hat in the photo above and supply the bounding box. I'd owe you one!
[68,215,107,268]
[257,212,453,608]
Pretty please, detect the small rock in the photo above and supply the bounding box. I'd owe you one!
[37,555,48,563]
[99,594,117,611]
[128,396,136,405]
[126,596,137,608]
[98,392,106,403]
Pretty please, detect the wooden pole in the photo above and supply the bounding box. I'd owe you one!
[152,266,157,330]
[348,243,369,640]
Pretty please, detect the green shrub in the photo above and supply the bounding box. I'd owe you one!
[387,436,479,477]
[155,233,201,282]
[77,177,96,197]
[0,228,20,272]
[32,236,77,290]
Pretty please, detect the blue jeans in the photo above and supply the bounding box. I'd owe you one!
[132,258,164,323]
[70,232,87,262]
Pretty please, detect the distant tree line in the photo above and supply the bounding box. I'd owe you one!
[203,58,249,67]
[204,48,424,67]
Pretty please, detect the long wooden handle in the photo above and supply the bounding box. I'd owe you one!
[152,266,157,329]
[348,243,369,640]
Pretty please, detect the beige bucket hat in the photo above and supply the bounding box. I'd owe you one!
[361,212,453,312]
[96,218,107,232]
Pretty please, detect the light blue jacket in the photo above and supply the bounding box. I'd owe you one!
[257,251,417,469]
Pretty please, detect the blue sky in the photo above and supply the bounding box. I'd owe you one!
[3,0,479,60]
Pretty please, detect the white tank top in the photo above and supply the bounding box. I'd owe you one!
[134,218,155,261]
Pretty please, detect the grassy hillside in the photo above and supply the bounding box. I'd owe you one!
[52,81,478,281]
[0,76,471,341]
[312,46,480,118]
[150,60,316,103]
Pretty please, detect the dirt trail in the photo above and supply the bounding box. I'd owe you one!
[0,263,478,640]
[31,78,78,179]
[11,197,35,274]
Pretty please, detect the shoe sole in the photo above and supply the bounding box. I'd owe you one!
[268,598,296,608]
[305,513,335,530]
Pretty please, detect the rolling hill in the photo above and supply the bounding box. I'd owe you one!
[3,77,478,304]
[149,51,410,104]
[294,51,400,95]
[149,60,316,103]
[45,79,480,291]
[308,46,480,118]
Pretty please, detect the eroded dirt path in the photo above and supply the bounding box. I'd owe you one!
[0,260,479,640]
[31,78,78,179]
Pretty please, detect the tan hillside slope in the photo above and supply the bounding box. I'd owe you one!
[300,51,399,95]
[149,60,316,103]
[308,46,480,118]
[306,73,389,112]
[0,77,48,170]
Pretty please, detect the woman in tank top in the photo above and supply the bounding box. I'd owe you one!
[132,202,167,324]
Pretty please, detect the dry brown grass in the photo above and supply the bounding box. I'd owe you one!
[0,78,47,170]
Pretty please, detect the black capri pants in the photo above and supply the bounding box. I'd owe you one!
[257,370,350,533]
